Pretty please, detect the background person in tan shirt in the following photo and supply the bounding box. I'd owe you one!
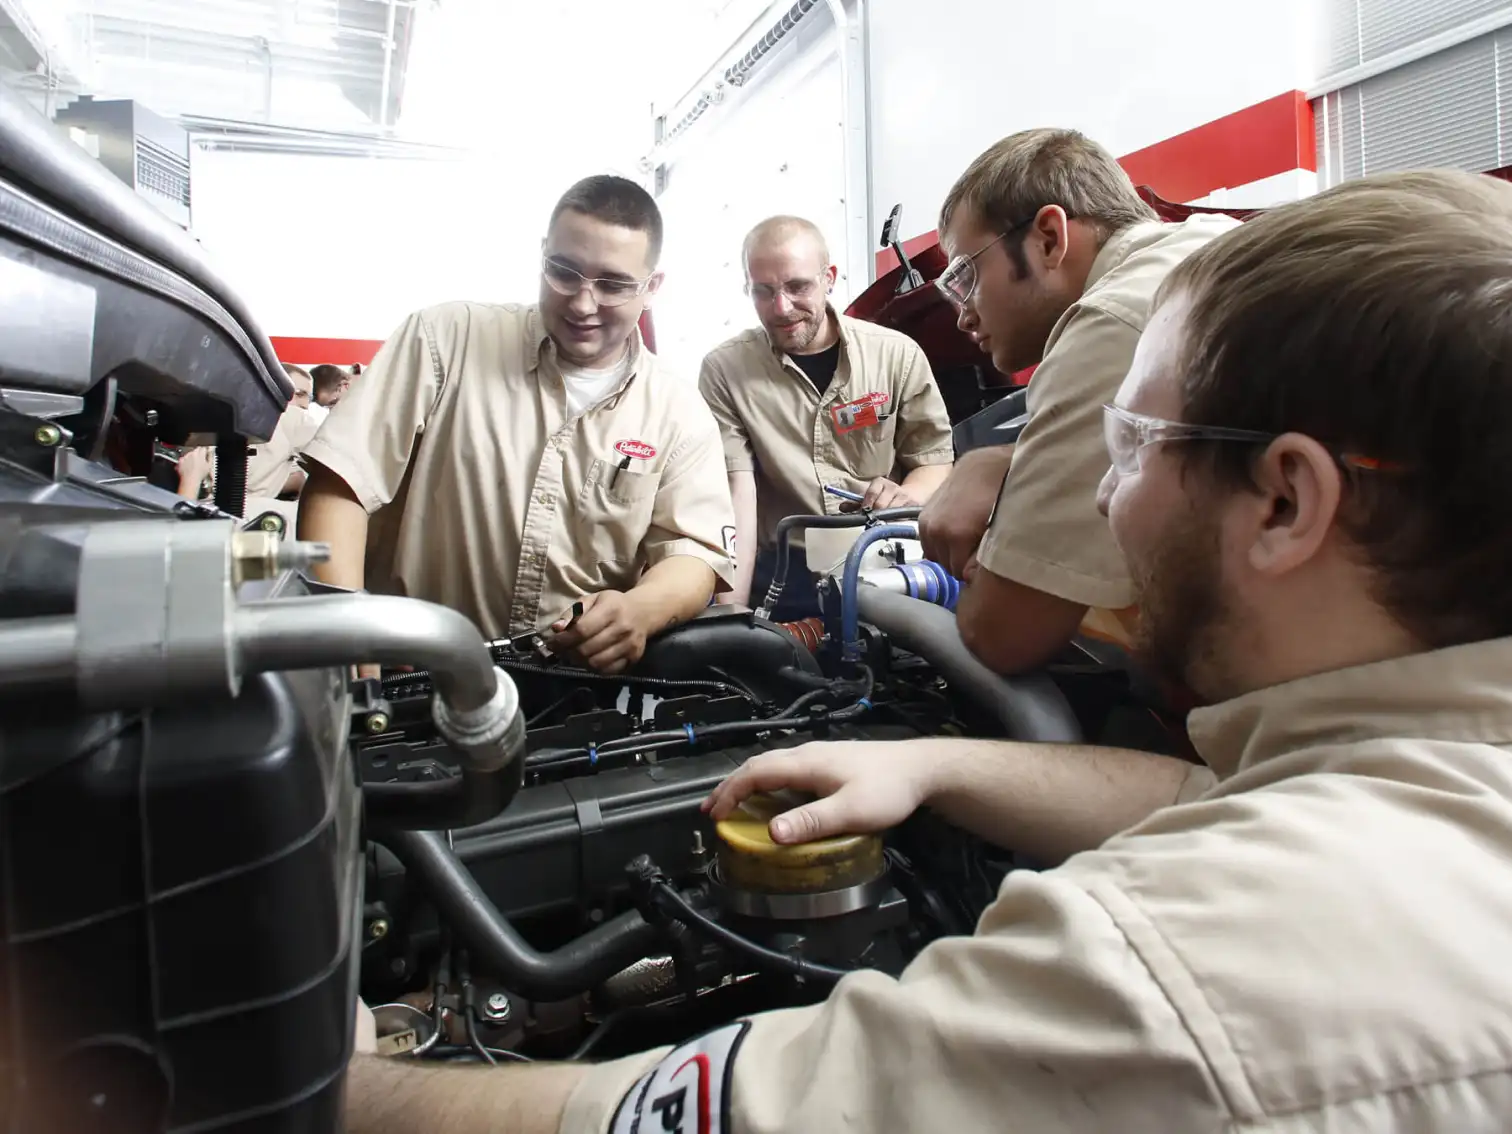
[346,169,1512,1134]
[920,130,1236,675]
[298,176,734,673]
[699,216,954,614]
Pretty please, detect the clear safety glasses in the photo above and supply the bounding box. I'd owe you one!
[541,256,652,308]
[1103,404,1403,477]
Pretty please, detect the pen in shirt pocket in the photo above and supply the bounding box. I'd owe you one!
[609,454,631,490]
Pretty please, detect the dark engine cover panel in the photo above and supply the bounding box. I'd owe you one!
[0,662,362,1131]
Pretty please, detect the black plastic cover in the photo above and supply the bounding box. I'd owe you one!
[0,83,289,441]
[0,490,362,1131]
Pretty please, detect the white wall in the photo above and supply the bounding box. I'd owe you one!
[866,0,1320,235]
[653,13,848,380]
[190,149,563,342]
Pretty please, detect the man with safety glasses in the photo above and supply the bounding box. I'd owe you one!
[345,167,1512,1134]
[298,175,735,673]
[921,129,1237,675]
[698,215,954,616]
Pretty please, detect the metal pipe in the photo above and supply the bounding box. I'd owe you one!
[234,594,498,712]
[0,616,76,693]
[839,522,919,661]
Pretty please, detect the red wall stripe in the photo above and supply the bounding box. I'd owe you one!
[271,336,382,366]
[876,90,1315,275]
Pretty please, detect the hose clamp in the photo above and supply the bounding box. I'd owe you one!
[431,665,524,773]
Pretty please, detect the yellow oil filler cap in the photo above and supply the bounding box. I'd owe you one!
[714,793,884,895]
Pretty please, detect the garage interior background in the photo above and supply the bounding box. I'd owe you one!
[1,0,1502,380]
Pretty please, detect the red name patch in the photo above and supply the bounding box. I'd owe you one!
[615,439,657,460]
[831,392,892,434]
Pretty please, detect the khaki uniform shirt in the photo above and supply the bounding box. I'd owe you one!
[977,216,1239,644]
[699,311,954,549]
[302,303,735,639]
[245,402,322,500]
[563,635,1512,1133]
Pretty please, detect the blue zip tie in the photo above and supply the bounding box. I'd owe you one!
[684,723,697,743]
[859,697,873,709]
[588,743,598,767]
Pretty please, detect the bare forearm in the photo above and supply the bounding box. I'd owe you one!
[723,472,758,604]
[344,1055,584,1134]
[295,464,369,590]
[919,738,1202,863]
[631,556,717,631]
[899,463,951,502]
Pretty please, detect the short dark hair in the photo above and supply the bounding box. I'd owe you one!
[940,129,1157,265]
[1158,168,1512,649]
[310,364,349,398]
[281,363,311,384]
[549,175,664,267]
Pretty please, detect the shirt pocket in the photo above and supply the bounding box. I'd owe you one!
[830,404,899,477]
[577,458,659,527]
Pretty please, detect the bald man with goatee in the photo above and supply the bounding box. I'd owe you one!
[698,216,954,618]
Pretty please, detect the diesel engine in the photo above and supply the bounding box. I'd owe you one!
[0,80,1180,1130]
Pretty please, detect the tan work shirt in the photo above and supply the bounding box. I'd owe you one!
[302,303,735,639]
[699,310,954,548]
[563,635,1512,1132]
[978,216,1239,640]
[245,402,322,499]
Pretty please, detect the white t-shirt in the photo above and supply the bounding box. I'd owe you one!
[560,351,632,419]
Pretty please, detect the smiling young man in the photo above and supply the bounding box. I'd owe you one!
[920,130,1237,673]
[698,216,953,615]
[344,169,1512,1132]
[298,176,734,672]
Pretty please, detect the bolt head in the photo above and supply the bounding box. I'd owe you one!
[259,514,284,532]
[366,713,390,734]
[484,993,511,1020]
[368,919,389,940]
[33,424,61,447]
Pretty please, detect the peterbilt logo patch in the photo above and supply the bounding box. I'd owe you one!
[615,439,657,460]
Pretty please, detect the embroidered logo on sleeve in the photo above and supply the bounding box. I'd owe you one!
[609,1021,750,1134]
[615,439,658,461]
[831,392,891,434]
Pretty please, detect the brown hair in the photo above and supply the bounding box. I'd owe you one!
[310,363,349,399]
[1157,168,1512,648]
[550,175,664,267]
[939,129,1157,270]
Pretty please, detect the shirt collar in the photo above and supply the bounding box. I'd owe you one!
[1187,636,1512,781]
[1083,221,1163,293]
[527,304,646,394]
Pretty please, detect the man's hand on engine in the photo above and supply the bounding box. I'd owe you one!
[917,446,1014,577]
[839,476,919,513]
[702,741,936,844]
[547,591,652,674]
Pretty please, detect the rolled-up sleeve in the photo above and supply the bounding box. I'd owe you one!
[302,310,444,514]
[976,306,1138,610]
[698,354,756,475]
[561,869,1225,1134]
[893,342,954,468]
[641,405,737,585]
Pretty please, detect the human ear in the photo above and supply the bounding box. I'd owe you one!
[1246,434,1344,577]
[1033,205,1072,272]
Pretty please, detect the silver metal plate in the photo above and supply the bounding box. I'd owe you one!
[708,868,890,921]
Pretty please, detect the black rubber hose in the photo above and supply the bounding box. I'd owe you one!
[648,882,851,986]
[384,657,760,706]
[762,508,923,615]
[363,761,523,836]
[383,830,663,1002]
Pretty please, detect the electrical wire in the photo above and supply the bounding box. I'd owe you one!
[648,882,852,986]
